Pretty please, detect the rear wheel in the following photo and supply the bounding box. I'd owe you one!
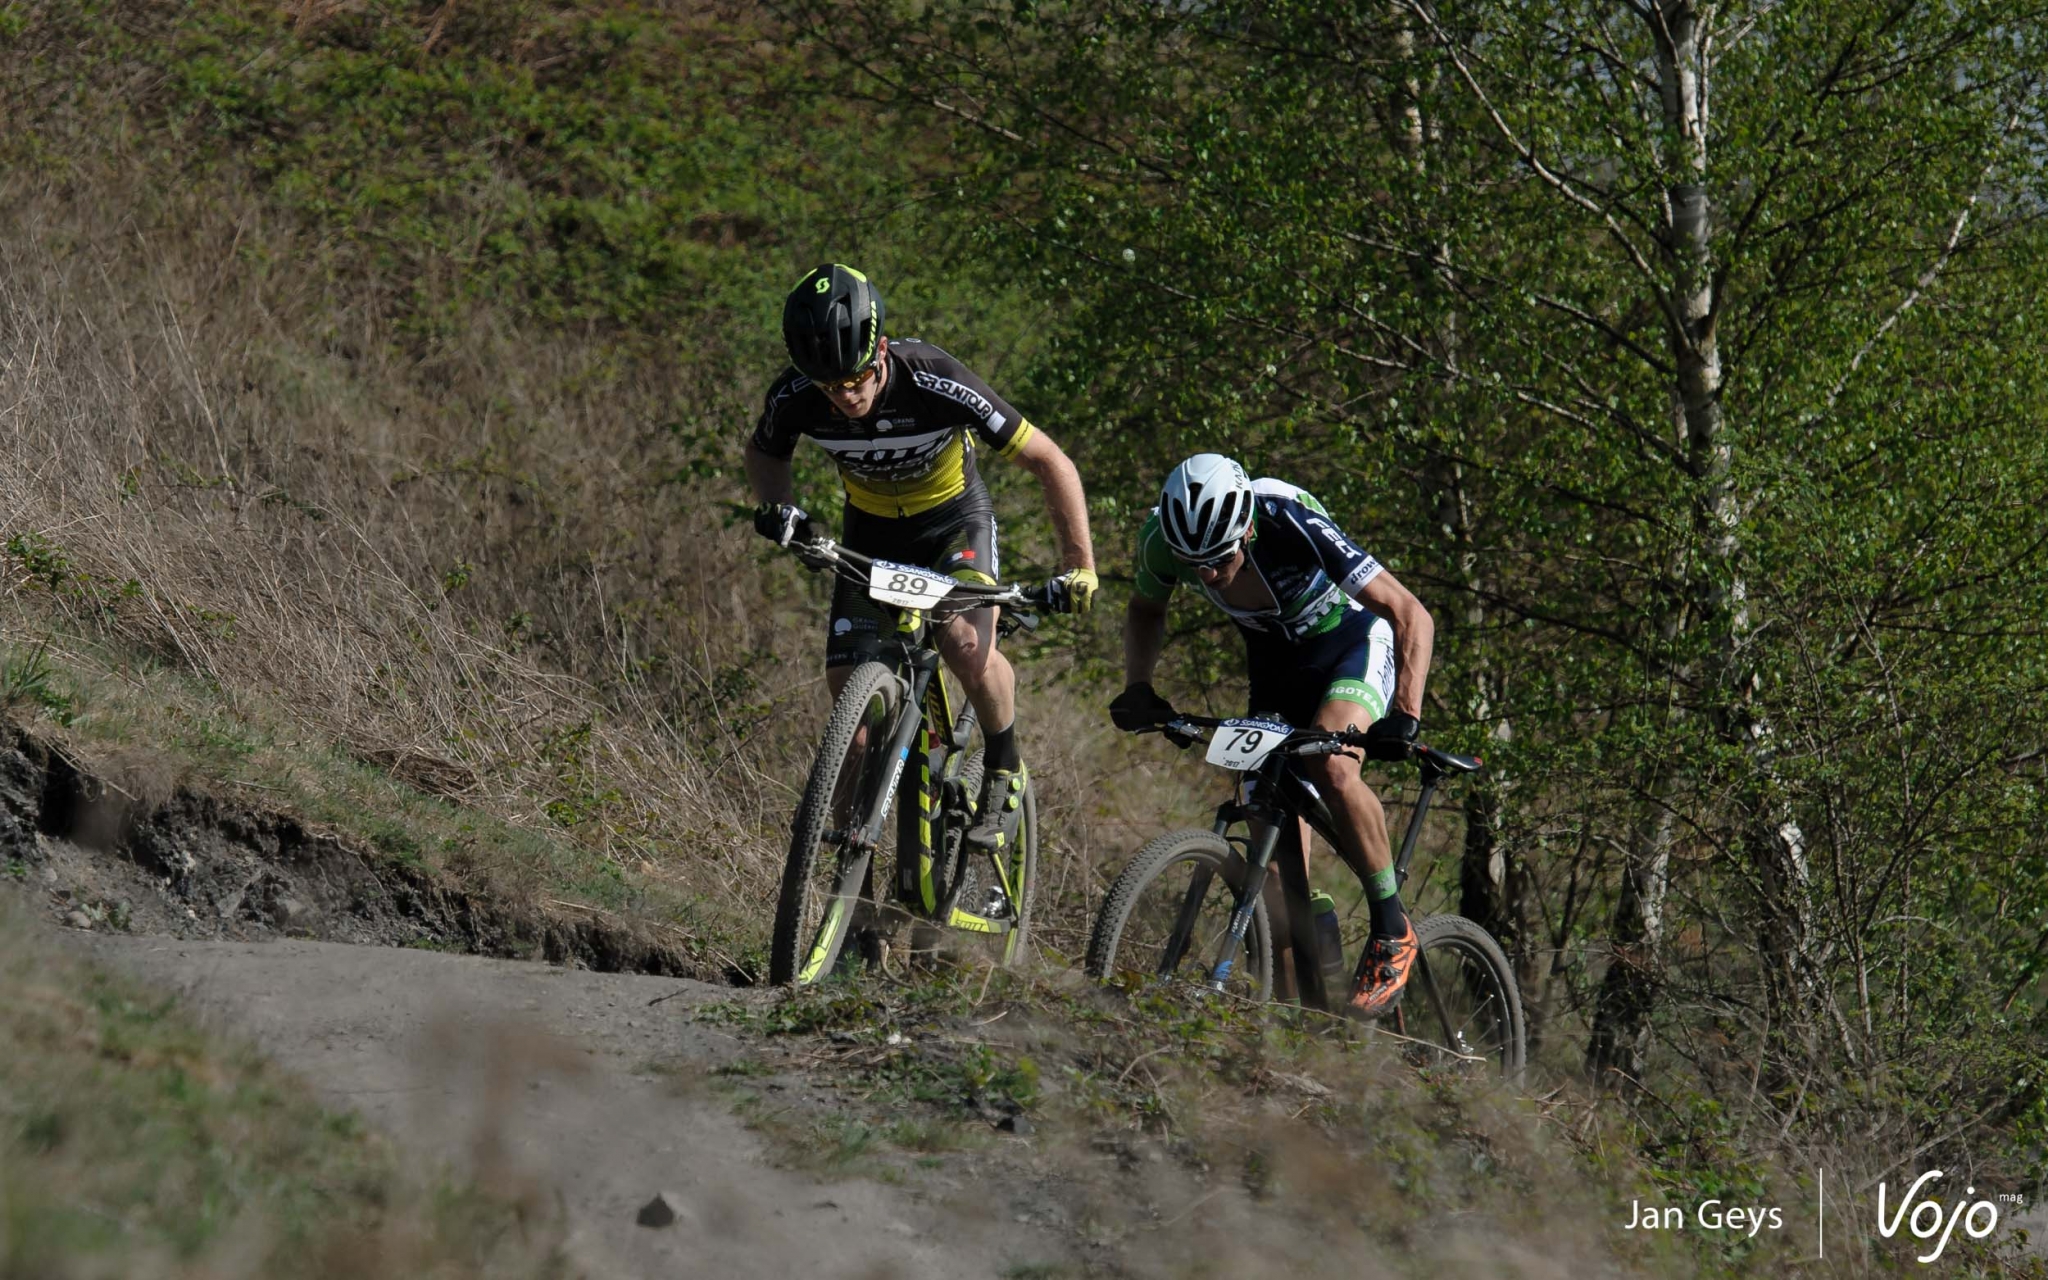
[1086,829,1271,1003]
[1389,913,1526,1080]
[770,662,904,986]
[994,780,1037,967]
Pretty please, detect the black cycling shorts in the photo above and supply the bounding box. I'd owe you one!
[1243,607,1396,728]
[826,489,1000,668]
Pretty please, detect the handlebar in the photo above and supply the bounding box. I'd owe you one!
[1140,713,1483,774]
[781,535,1057,614]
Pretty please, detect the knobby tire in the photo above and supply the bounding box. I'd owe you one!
[1400,913,1527,1080]
[1085,829,1272,1002]
[769,661,904,986]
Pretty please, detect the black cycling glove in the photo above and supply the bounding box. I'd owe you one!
[1362,711,1420,761]
[753,503,831,569]
[1109,682,1175,732]
[753,503,827,551]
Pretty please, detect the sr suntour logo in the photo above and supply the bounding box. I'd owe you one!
[911,370,1004,429]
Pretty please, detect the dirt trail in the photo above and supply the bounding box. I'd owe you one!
[73,934,1073,1280]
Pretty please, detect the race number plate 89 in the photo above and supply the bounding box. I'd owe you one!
[867,559,956,609]
[1204,718,1292,771]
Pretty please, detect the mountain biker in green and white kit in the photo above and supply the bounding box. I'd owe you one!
[1108,454,1436,1016]
[745,263,1097,857]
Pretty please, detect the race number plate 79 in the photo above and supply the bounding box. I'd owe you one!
[867,559,956,609]
[1204,718,1292,771]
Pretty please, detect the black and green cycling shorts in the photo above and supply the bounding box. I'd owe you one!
[1243,607,1396,729]
[826,488,1000,668]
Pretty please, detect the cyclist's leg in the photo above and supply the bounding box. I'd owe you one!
[929,502,1013,738]
[937,606,1015,737]
[1300,614,1400,909]
[920,507,1027,849]
[1299,614,1420,1013]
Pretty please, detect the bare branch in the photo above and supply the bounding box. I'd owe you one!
[1393,0,1683,338]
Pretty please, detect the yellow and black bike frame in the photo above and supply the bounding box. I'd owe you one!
[872,605,1024,937]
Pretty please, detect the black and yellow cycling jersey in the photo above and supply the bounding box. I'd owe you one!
[750,338,1037,518]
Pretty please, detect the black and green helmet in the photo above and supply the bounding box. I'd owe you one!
[782,263,885,382]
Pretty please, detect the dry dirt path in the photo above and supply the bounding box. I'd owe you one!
[72,934,1074,1280]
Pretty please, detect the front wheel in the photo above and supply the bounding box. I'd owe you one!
[1086,829,1272,1003]
[770,662,905,986]
[1390,913,1527,1080]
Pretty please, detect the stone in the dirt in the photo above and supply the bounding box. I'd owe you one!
[636,1191,686,1228]
[272,897,307,924]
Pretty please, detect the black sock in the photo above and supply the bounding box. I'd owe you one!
[1365,865,1407,939]
[985,721,1020,773]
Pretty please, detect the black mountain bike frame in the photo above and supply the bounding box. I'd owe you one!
[1152,717,1479,1015]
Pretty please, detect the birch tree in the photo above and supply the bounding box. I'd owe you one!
[782,0,2048,1163]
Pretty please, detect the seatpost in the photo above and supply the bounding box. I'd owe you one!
[1391,752,1445,886]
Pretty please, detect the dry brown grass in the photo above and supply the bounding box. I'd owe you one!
[0,173,822,943]
[0,168,1248,972]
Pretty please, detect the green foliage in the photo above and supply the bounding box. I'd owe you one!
[4,535,140,629]
[784,0,2048,1216]
[1,640,74,723]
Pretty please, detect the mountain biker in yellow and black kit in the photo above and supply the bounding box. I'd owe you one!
[1108,454,1436,1017]
[745,263,1097,856]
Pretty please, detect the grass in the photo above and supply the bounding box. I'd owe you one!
[0,899,562,1278]
[691,964,2041,1277]
[0,631,749,965]
[1,3,2037,1276]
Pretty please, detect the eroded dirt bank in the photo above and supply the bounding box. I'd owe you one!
[0,723,699,976]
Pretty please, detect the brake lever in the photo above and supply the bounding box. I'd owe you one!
[793,538,839,571]
[997,609,1040,637]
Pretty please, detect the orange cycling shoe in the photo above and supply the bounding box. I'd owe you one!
[1347,920,1418,1017]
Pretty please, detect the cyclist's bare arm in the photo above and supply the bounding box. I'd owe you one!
[743,441,797,507]
[1010,429,1095,573]
[1354,569,1435,720]
[1122,594,1170,686]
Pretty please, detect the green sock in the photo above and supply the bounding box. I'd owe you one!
[1366,866,1407,939]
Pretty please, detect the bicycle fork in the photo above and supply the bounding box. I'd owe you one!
[854,657,936,854]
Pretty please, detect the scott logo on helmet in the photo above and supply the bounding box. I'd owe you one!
[1877,1171,2001,1264]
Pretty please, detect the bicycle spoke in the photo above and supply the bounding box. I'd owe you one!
[1088,834,1268,1002]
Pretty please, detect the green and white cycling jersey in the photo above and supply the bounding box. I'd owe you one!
[1134,478,1383,643]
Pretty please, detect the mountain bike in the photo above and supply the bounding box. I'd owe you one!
[768,538,1052,986]
[1085,714,1526,1077]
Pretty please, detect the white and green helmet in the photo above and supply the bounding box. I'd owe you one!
[1159,453,1255,562]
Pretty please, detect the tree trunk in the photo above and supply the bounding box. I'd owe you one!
[1386,22,1532,1010]
[1587,799,1675,1080]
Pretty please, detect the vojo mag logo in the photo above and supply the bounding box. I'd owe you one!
[1876,1170,2010,1264]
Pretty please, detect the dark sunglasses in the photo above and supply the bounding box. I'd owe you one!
[1174,540,1241,571]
